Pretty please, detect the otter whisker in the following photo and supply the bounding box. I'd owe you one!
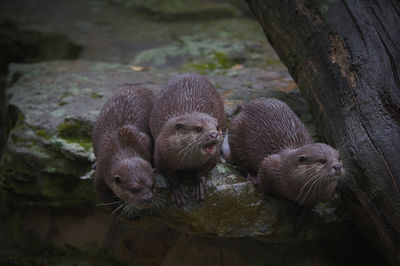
[120,203,128,218]
[296,175,317,201]
[178,137,203,162]
[185,137,206,164]
[296,173,319,203]
[122,204,131,218]
[297,166,320,177]
[336,172,354,198]
[123,202,138,219]
[121,201,134,219]
[178,137,201,158]
[96,200,123,206]
[121,202,131,218]
[184,138,203,158]
[296,171,321,200]
[316,173,329,198]
[300,178,319,204]
[299,174,321,205]
[307,172,330,204]
[112,201,127,217]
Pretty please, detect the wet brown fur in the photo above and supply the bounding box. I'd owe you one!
[150,73,226,205]
[229,98,342,206]
[92,85,155,211]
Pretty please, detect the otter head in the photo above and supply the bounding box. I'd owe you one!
[256,143,343,205]
[170,112,222,163]
[291,143,343,204]
[110,157,155,210]
[294,143,343,182]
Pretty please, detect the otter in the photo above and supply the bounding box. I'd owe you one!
[92,85,156,216]
[228,98,343,206]
[150,73,226,206]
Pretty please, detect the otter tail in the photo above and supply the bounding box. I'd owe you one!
[221,129,232,162]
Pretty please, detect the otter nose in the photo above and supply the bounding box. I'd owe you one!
[209,132,218,138]
[332,164,342,171]
[142,196,153,204]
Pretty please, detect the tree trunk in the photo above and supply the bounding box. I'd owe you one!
[245,0,400,265]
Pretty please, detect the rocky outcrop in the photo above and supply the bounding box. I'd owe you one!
[0,60,379,265]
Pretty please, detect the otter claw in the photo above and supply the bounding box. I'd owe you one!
[171,187,188,206]
[194,176,207,201]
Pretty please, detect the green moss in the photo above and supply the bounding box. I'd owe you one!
[58,121,81,136]
[184,52,236,73]
[59,91,73,101]
[242,82,253,88]
[90,92,103,99]
[35,129,50,139]
[63,137,92,152]
[185,183,262,235]
[265,59,282,65]
[11,133,27,144]
[133,36,248,68]
[57,119,91,140]
[213,52,235,68]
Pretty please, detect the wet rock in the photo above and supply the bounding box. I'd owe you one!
[1,60,338,239]
[1,60,382,266]
[110,0,241,21]
[132,35,276,70]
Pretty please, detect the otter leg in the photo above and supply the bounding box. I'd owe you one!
[165,170,187,206]
[193,175,207,201]
[171,179,188,206]
[192,156,218,201]
[156,160,188,206]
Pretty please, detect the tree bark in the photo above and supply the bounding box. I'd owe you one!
[245,0,400,265]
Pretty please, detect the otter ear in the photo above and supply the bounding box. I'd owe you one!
[175,123,185,130]
[113,175,121,184]
[298,156,307,163]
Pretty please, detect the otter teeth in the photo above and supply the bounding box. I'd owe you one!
[201,144,216,155]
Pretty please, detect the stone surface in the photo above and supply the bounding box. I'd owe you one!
[0,60,366,265]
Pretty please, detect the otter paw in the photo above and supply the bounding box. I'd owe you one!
[171,186,188,206]
[193,176,208,201]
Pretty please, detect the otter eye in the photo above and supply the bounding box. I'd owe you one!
[113,175,121,184]
[175,123,185,130]
[298,156,307,163]
[195,126,203,132]
[319,158,327,164]
[131,187,140,194]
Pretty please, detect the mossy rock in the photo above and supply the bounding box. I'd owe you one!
[1,60,340,239]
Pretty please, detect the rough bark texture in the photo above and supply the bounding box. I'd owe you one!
[245,0,400,265]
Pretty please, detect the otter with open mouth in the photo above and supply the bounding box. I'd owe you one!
[150,73,226,206]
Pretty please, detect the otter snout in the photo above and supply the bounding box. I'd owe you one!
[332,163,342,171]
[137,192,154,209]
[209,131,219,139]
[141,195,154,204]
[332,163,343,176]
